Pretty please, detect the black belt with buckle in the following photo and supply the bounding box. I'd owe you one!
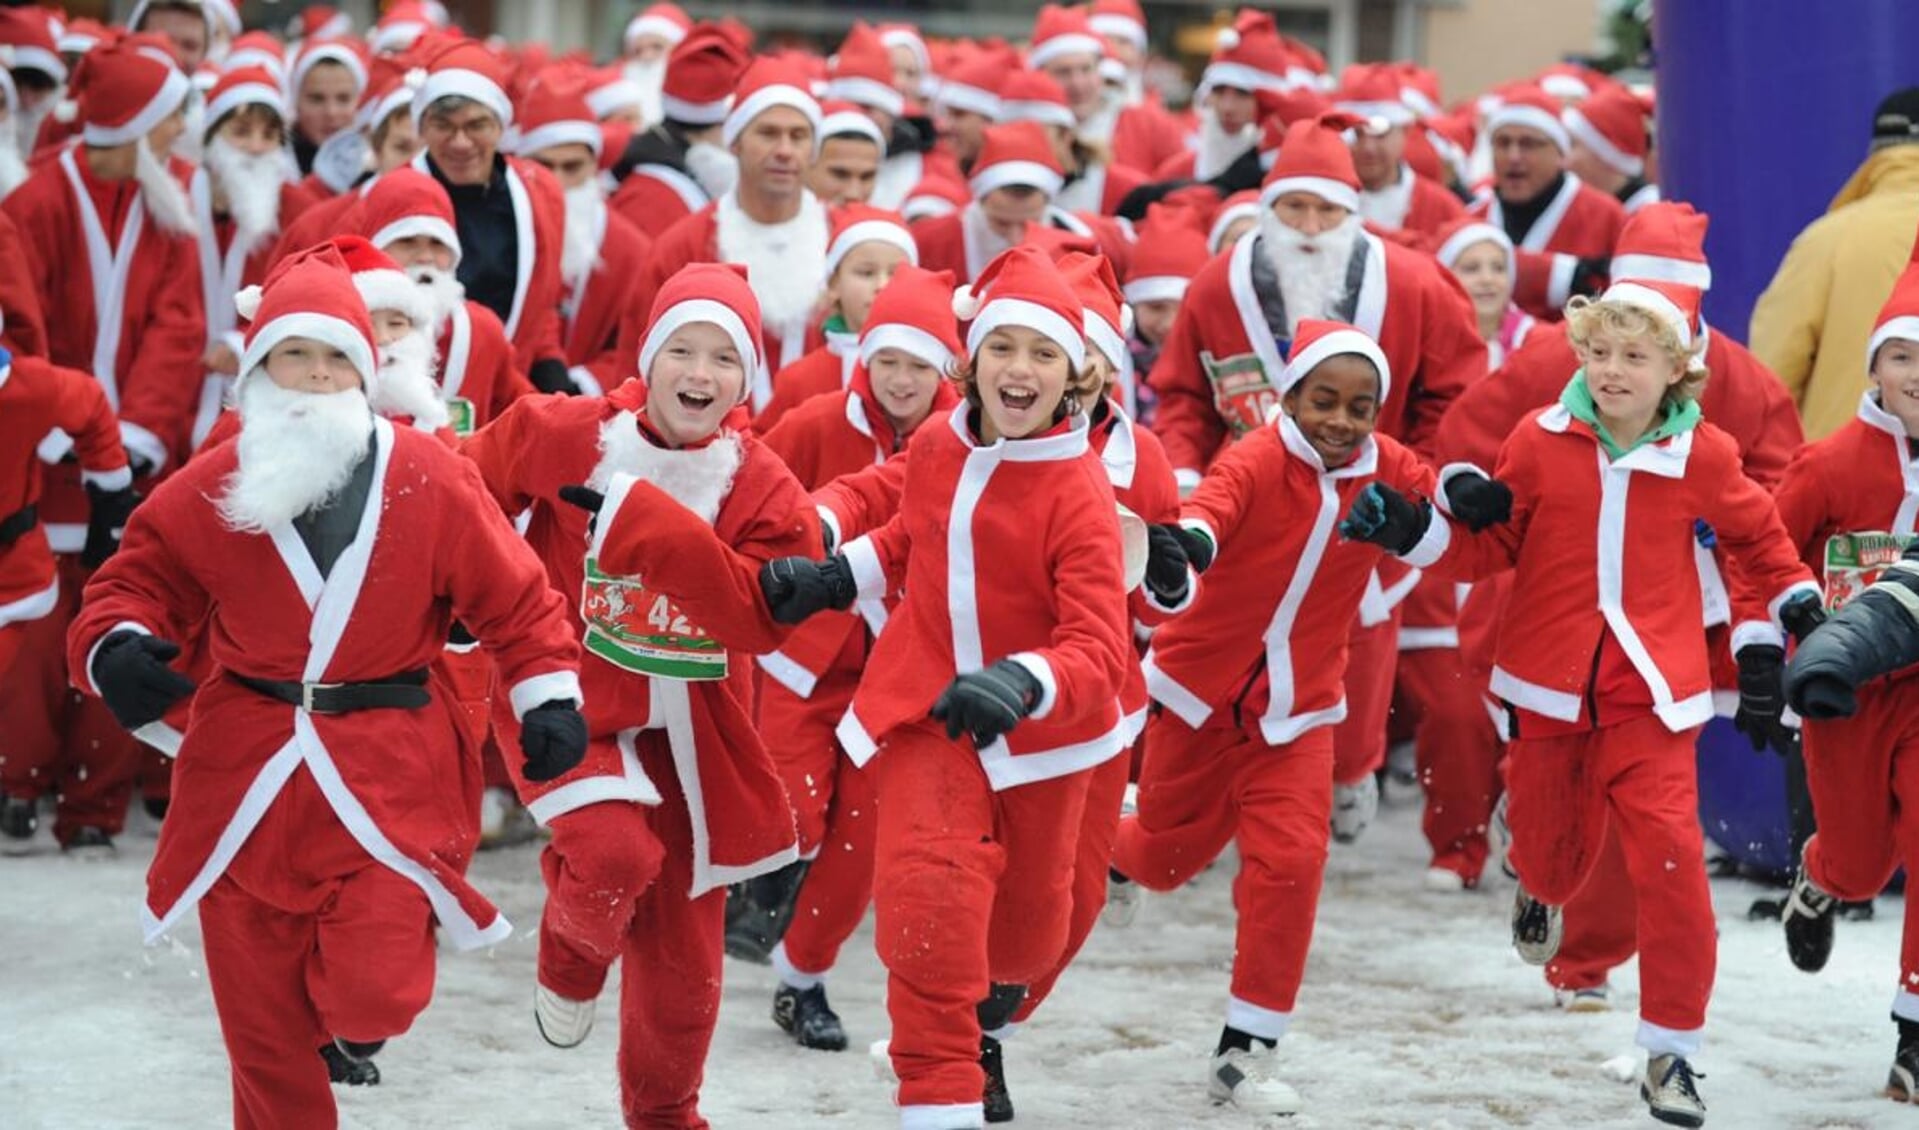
[0,504,38,546]
[230,668,432,714]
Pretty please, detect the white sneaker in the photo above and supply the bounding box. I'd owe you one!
[534,985,596,1048]
[1423,867,1467,892]
[1553,983,1612,1012]
[1208,1046,1302,1115]
[1331,775,1378,844]
[1101,872,1143,928]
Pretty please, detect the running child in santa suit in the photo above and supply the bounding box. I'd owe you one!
[461,262,820,1129]
[754,263,965,1052]
[1771,245,1919,1102]
[64,244,589,1127]
[756,204,920,430]
[758,244,1132,1130]
[1106,320,1462,1118]
[1347,279,1822,1129]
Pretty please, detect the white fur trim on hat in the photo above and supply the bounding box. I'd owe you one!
[239,311,378,390]
[660,92,732,127]
[824,75,905,118]
[1610,253,1711,290]
[1085,310,1129,370]
[969,160,1063,200]
[1486,102,1570,153]
[204,81,285,137]
[1562,106,1643,177]
[10,43,65,83]
[1279,326,1392,402]
[859,323,956,374]
[83,66,191,148]
[413,68,514,133]
[353,267,433,329]
[1435,222,1513,269]
[1258,175,1360,213]
[370,21,428,55]
[966,297,1086,371]
[935,82,1001,121]
[296,44,368,98]
[1122,276,1189,305]
[356,85,415,133]
[1000,99,1077,131]
[821,109,886,151]
[1201,62,1285,96]
[878,27,931,70]
[1601,280,1696,351]
[517,119,603,159]
[1027,33,1105,71]
[904,194,958,222]
[826,219,919,279]
[1335,99,1416,127]
[1866,315,1919,375]
[638,297,763,405]
[722,84,823,150]
[585,79,646,119]
[1208,202,1261,252]
[1088,13,1148,50]
[626,14,689,49]
[372,216,464,267]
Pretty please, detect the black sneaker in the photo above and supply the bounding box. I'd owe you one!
[723,861,810,964]
[981,1035,1013,1124]
[320,1043,381,1086]
[1511,887,1562,965]
[1889,1040,1919,1102]
[1782,867,1837,972]
[771,983,847,1051]
[60,826,116,858]
[0,795,37,842]
[141,796,170,822]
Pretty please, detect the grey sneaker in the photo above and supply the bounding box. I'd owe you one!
[1642,1054,1706,1127]
[1207,1046,1301,1115]
[1511,887,1562,965]
[1331,775,1378,844]
[1553,983,1611,1013]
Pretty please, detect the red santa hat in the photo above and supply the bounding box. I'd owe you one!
[859,263,963,373]
[290,6,354,41]
[1059,250,1134,372]
[1334,62,1417,128]
[825,204,919,280]
[1562,84,1652,178]
[1868,230,1919,371]
[1026,5,1105,71]
[1610,201,1712,290]
[1433,217,1514,271]
[1484,85,1570,153]
[1396,63,1443,120]
[360,167,463,267]
[1259,113,1366,212]
[819,99,886,152]
[128,0,211,39]
[203,66,285,138]
[324,233,435,329]
[224,31,287,84]
[1537,62,1599,104]
[935,49,1010,121]
[582,64,646,121]
[638,262,766,403]
[371,2,440,56]
[953,245,1087,371]
[516,73,602,159]
[1201,10,1291,95]
[1279,319,1392,402]
[625,3,692,52]
[969,121,1065,200]
[902,174,971,222]
[1124,202,1212,304]
[354,54,419,134]
[69,41,191,148]
[1599,278,1705,368]
[54,18,107,62]
[236,243,380,395]
[660,26,748,127]
[291,37,369,103]
[1208,189,1263,253]
[825,22,904,118]
[412,39,514,133]
[722,56,822,149]
[0,8,67,84]
[877,24,936,99]
[999,70,1077,131]
[1088,0,1149,52]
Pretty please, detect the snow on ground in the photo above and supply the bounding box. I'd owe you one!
[2,793,1910,1129]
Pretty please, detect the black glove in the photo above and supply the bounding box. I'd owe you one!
[92,630,196,730]
[82,482,140,568]
[1442,473,1512,532]
[759,556,858,624]
[1733,645,1796,756]
[1143,524,1191,604]
[519,699,587,782]
[931,659,1042,747]
[1172,526,1215,574]
[1786,554,1919,719]
[1338,482,1431,555]
[529,358,581,396]
[1779,589,1827,645]
[1569,256,1611,298]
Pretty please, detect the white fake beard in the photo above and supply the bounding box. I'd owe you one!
[685,140,738,199]
[561,181,605,289]
[135,142,198,237]
[587,409,743,524]
[624,56,667,127]
[15,96,52,155]
[1194,107,1257,181]
[717,190,827,334]
[409,265,467,338]
[0,128,27,199]
[205,136,286,257]
[1260,210,1361,336]
[219,377,374,533]
[368,329,448,429]
[173,100,205,165]
[962,201,1016,261]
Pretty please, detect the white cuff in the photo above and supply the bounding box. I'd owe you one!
[841,536,886,601]
[1179,516,1218,556]
[119,421,169,475]
[1401,508,1453,569]
[1005,652,1058,720]
[1546,253,1578,310]
[508,670,584,720]
[568,365,603,397]
[1730,619,1784,656]
[1143,568,1198,614]
[86,620,152,696]
[1174,468,1202,496]
[1433,462,1493,518]
[81,464,134,491]
[816,504,843,554]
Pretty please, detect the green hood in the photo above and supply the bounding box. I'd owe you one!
[1560,370,1700,459]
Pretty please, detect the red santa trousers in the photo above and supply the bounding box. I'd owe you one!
[1112,711,1333,1039]
[1332,608,1401,786]
[1503,713,1714,1054]
[535,734,726,1129]
[1010,741,1132,1024]
[1801,676,1919,1021]
[0,554,140,839]
[870,720,1090,1120]
[198,766,437,1130]
[1397,646,1502,883]
[1546,822,1638,993]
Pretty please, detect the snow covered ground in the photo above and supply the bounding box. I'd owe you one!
[3,792,1910,1129]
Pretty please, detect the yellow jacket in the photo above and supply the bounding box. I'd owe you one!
[1749,145,1919,439]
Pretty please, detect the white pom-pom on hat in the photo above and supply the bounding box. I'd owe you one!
[404,67,428,92]
[233,285,263,322]
[951,284,981,321]
[52,98,77,123]
[1119,301,1135,337]
[1215,27,1240,50]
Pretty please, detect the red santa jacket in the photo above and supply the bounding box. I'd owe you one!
[463,382,819,893]
[1146,416,1441,743]
[267,182,363,268]
[1364,165,1466,239]
[68,419,583,948]
[753,330,861,433]
[1090,400,1181,736]
[609,161,708,241]
[563,205,650,385]
[1108,102,1189,176]
[1469,172,1626,321]
[913,206,1121,285]
[0,354,129,624]
[4,144,207,551]
[837,408,1131,790]
[1773,392,1919,569]
[0,211,50,358]
[1149,225,1486,484]
[1055,160,1149,217]
[1431,406,1818,732]
[438,299,536,434]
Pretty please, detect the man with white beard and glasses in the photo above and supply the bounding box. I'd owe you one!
[66,243,586,1126]
[608,25,749,241]
[0,39,206,856]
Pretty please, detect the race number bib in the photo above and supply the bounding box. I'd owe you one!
[1200,350,1279,437]
[1823,531,1919,610]
[446,397,476,437]
[580,556,728,680]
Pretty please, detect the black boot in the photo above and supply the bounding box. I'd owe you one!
[60,826,116,857]
[0,795,37,843]
[1891,1018,1919,1102]
[772,983,848,1051]
[723,860,811,964]
[1781,866,1837,972]
[320,1043,381,1086]
[980,1035,1014,1124]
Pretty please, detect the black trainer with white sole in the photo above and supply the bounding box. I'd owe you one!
[772,983,847,1051]
[1511,887,1562,965]
[1890,1041,1919,1103]
[1781,866,1837,972]
[320,1043,380,1086]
